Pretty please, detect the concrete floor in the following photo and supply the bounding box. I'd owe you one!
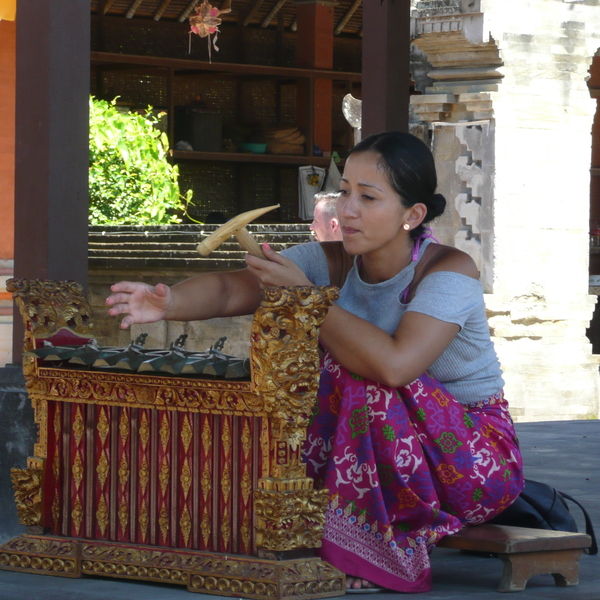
[0,420,598,600]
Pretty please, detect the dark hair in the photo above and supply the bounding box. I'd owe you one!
[348,132,446,238]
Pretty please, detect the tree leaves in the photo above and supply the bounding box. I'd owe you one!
[89,97,191,225]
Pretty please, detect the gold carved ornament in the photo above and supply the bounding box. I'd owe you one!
[220,417,232,550]
[250,286,338,424]
[96,406,110,537]
[6,279,93,384]
[7,278,94,522]
[254,487,330,552]
[240,418,253,554]
[11,468,44,527]
[51,406,61,529]
[250,286,338,553]
[179,414,194,546]
[71,406,86,536]
[5,279,93,340]
[200,416,212,548]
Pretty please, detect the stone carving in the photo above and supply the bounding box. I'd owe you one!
[454,123,486,271]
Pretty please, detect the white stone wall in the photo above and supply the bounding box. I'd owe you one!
[483,0,600,420]
[411,0,600,420]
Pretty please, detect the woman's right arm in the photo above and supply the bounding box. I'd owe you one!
[106,268,263,329]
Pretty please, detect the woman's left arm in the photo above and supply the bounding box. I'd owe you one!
[320,249,479,387]
[247,243,477,388]
[318,307,459,388]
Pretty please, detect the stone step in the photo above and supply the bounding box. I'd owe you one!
[88,224,314,269]
[89,256,248,270]
[89,224,312,234]
[88,233,314,247]
[89,249,251,259]
[88,242,293,252]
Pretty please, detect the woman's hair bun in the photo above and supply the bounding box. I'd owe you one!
[426,193,446,221]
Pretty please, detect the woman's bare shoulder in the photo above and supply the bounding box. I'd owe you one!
[423,243,479,280]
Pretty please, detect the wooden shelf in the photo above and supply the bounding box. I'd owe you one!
[92,50,356,217]
[172,150,337,167]
[91,51,362,82]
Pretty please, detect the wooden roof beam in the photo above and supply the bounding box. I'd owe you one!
[243,0,267,26]
[153,0,172,20]
[103,0,117,14]
[261,0,287,28]
[126,0,143,18]
[335,0,361,35]
[179,0,201,22]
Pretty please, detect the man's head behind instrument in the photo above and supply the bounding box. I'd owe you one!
[311,191,342,242]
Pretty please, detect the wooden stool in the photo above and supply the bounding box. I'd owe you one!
[437,524,592,592]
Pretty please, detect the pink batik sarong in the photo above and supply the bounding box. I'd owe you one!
[304,352,524,593]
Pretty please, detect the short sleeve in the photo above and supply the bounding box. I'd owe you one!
[280,242,330,287]
[405,271,483,328]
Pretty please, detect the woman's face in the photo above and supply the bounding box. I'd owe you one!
[338,151,411,257]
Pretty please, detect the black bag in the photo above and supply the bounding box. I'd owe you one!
[488,479,598,555]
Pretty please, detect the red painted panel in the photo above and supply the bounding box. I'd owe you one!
[43,401,62,534]
[0,21,15,261]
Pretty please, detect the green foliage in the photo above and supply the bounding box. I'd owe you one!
[89,97,192,225]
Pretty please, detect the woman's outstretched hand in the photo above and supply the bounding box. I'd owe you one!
[106,281,172,329]
[245,243,313,289]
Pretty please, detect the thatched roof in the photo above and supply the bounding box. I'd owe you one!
[91,0,363,37]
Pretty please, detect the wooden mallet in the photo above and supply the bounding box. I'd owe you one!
[196,204,280,260]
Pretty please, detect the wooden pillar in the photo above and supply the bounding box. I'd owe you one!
[13,0,90,361]
[361,0,411,136]
[295,1,334,154]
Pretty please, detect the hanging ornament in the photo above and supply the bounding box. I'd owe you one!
[189,0,231,63]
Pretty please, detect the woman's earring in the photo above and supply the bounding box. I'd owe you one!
[403,223,410,231]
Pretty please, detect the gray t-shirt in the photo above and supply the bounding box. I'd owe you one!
[282,240,504,405]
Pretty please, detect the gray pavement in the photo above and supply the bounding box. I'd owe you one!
[0,419,598,600]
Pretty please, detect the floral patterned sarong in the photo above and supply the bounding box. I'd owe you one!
[304,352,524,593]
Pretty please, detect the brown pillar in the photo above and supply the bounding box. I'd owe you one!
[13,0,90,361]
[295,1,334,154]
[361,0,411,137]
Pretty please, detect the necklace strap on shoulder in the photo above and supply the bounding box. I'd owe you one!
[411,226,439,262]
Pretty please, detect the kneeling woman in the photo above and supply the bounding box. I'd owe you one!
[106,131,524,594]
